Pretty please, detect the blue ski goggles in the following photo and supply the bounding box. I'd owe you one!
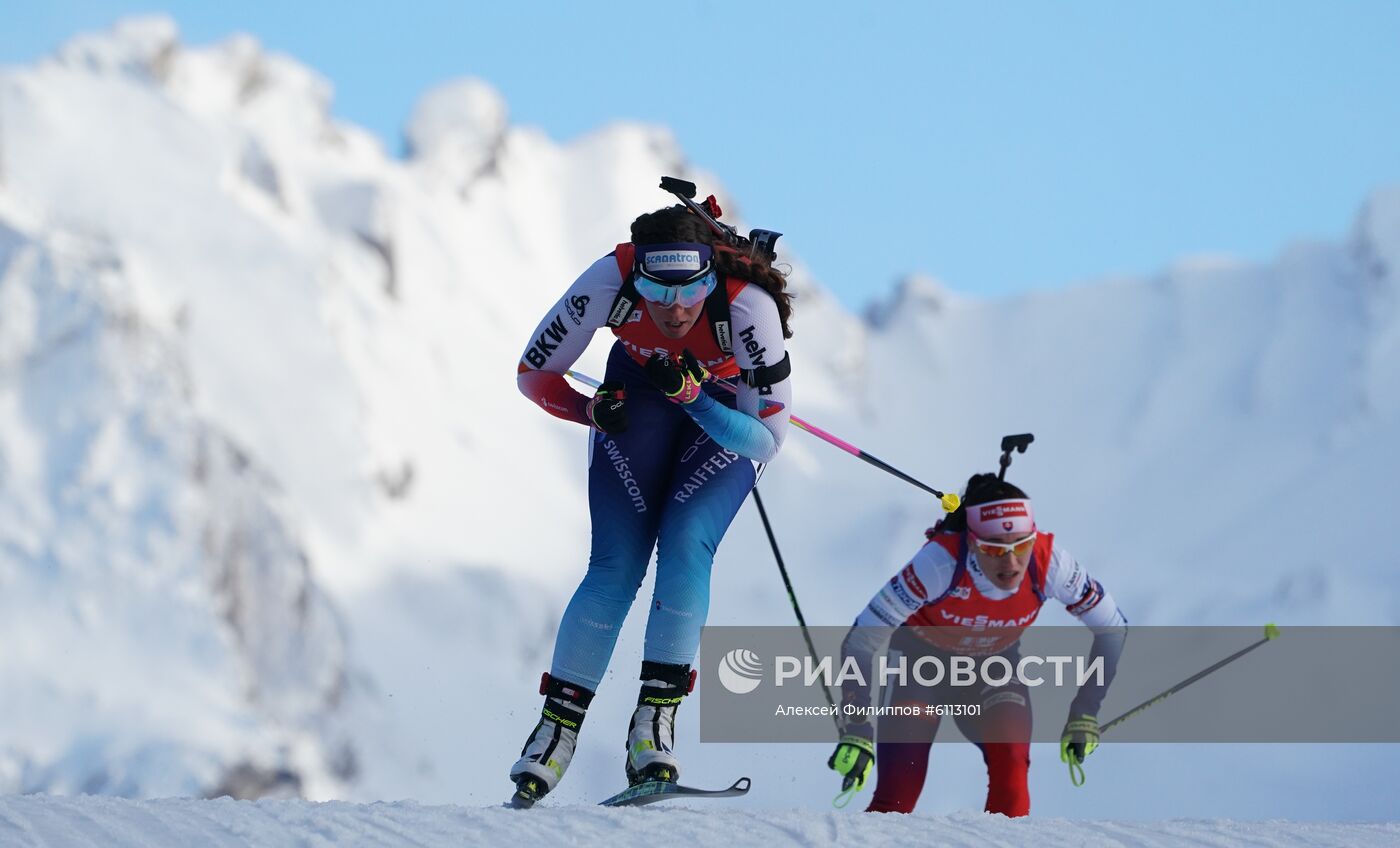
[634,268,718,307]
[633,241,718,307]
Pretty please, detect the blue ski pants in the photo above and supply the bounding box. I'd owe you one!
[550,344,757,691]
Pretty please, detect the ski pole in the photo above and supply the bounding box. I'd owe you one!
[751,486,840,727]
[788,416,956,507]
[754,486,867,809]
[1068,623,1281,786]
[564,368,960,512]
[1101,623,1280,734]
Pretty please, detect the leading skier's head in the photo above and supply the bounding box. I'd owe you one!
[629,206,719,339]
[628,205,794,341]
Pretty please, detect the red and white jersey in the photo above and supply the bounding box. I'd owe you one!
[853,531,1126,647]
[896,532,1054,655]
[843,528,1128,718]
[515,252,792,463]
[604,243,744,379]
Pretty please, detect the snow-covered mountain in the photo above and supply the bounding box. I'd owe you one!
[0,17,1397,818]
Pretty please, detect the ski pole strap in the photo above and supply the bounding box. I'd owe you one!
[1067,757,1086,787]
[832,786,860,809]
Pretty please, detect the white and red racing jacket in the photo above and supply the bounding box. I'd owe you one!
[515,252,791,464]
[842,530,1128,719]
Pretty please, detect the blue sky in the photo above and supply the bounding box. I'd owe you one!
[6,2,1400,310]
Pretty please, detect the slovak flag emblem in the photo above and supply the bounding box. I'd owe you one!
[1002,521,1014,531]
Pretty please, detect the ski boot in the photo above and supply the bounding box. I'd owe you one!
[509,673,594,807]
[625,660,695,786]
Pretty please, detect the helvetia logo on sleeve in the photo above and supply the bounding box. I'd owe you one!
[739,325,775,395]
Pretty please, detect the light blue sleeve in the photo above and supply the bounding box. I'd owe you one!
[680,284,791,463]
[682,391,777,461]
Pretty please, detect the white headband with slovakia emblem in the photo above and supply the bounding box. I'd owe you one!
[966,498,1035,537]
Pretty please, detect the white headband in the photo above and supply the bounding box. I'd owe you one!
[967,498,1035,537]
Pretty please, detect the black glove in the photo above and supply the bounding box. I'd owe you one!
[585,381,628,433]
[644,350,708,403]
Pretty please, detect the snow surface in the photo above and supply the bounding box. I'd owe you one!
[0,15,1398,828]
[0,795,1397,848]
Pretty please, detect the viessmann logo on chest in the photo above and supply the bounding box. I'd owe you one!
[938,609,1038,628]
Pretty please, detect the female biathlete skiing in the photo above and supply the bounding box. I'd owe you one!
[829,457,1129,816]
[508,193,794,806]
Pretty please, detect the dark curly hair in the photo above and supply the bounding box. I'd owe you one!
[929,473,1031,535]
[629,205,794,339]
